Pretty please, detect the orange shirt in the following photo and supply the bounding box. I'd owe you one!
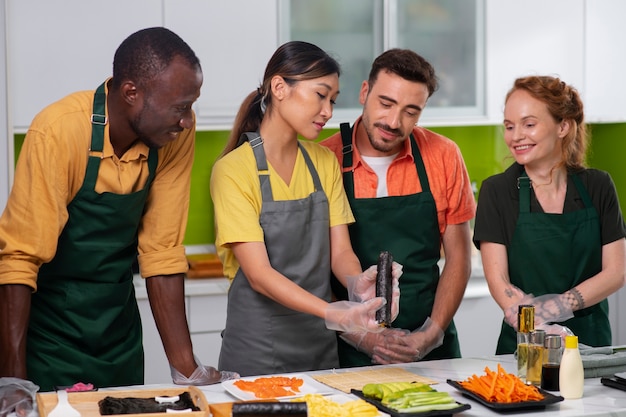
[320,117,476,236]
[0,83,193,289]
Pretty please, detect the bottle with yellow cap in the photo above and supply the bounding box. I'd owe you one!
[559,335,584,399]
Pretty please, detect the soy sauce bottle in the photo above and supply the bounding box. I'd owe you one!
[541,334,561,391]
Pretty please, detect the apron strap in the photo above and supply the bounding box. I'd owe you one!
[339,124,431,197]
[517,171,593,213]
[83,83,108,190]
[517,174,532,213]
[571,173,594,208]
[242,132,273,203]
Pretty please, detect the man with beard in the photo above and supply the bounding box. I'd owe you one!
[0,27,236,392]
[320,49,476,366]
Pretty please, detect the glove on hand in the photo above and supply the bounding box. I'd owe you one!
[0,377,38,417]
[530,293,575,325]
[340,328,408,358]
[325,298,386,333]
[171,357,240,385]
[371,317,444,364]
[346,262,402,321]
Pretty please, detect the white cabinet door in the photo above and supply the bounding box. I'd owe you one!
[164,0,279,128]
[455,294,503,358]
[584,0,626,123]
[0,0,10,211]
[191,332,224,370]
[137,298,174,384]
[485,0,584,124]
[5,0,162,131]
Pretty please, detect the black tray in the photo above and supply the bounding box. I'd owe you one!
[446,379,563,412]
[351,389,471,417]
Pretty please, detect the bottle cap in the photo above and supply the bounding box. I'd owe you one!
[530,329,545,344]
[518,305,535,333]
[544,334,562,349]
[565,335,578,349]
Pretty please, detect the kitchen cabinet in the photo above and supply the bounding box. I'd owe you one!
[584,0,626,122]
[2,0,623,132]
[135,277,230,384]
[4,0,279,132]
[0,0,10,212]
[280,0,486,125]
[485,0,585,124]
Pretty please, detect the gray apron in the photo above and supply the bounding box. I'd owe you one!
[218,133,338,376]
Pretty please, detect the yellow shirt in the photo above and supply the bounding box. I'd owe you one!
[0,83,194,290]
[210,140,355,279]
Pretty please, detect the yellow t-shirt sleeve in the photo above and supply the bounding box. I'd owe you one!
[210,141,354,279]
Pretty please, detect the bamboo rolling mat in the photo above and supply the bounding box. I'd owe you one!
[311,368,437,393]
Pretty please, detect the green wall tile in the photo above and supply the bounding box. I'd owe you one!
[13,122,626,245]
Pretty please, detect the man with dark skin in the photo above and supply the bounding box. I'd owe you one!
[0,27,236,395]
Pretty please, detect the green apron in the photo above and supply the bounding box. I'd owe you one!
[27,82,157,391]
[496,172,610,354]
[332,123,460,367]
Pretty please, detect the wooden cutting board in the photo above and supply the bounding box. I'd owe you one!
[186,253,224,278]
[311,367,437,393]
[36,386,209,417]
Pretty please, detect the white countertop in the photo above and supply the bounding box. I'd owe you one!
[106,355,626,417]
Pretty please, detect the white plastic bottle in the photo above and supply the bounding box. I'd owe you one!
[559,335,584,399]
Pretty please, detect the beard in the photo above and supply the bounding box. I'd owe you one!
[363,114,407,153]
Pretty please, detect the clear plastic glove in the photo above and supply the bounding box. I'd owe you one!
[371,317,445,364]
[171,356,240,386]
[503,287,534,329]
[530,293,575,325]
[325,298,386,333]
[346,262,403,302]
[340,328,409,358]
[0,378,38,417]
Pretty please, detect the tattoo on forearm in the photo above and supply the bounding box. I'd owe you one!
[565,288,585,310]
[504,288,515,299]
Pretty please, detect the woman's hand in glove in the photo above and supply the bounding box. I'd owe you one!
[346,262,402,320]
[325,298,386,333]
[371,317,444,364]
[347,262,403,302]
[531,293,576,325]
[171,357,239,385]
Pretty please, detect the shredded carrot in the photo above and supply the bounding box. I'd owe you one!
[233,376,304,399]
[458,364,545,403]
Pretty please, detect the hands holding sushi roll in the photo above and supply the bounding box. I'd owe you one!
[346,262,403,319]
[371,317,445,364]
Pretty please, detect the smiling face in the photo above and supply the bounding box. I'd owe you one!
[130,56,203,149]
[358,70,429,156]
[503,89,570,168]
[274,73,339,140]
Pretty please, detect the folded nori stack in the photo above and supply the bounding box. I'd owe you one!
[98,391,199,415]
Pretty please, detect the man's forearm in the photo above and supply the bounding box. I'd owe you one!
[145,274,197,377]
[0,284,31,377]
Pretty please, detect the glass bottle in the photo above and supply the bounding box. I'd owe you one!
[527,329,545,386]
[516,305,534,380]
[541,334,562,391]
